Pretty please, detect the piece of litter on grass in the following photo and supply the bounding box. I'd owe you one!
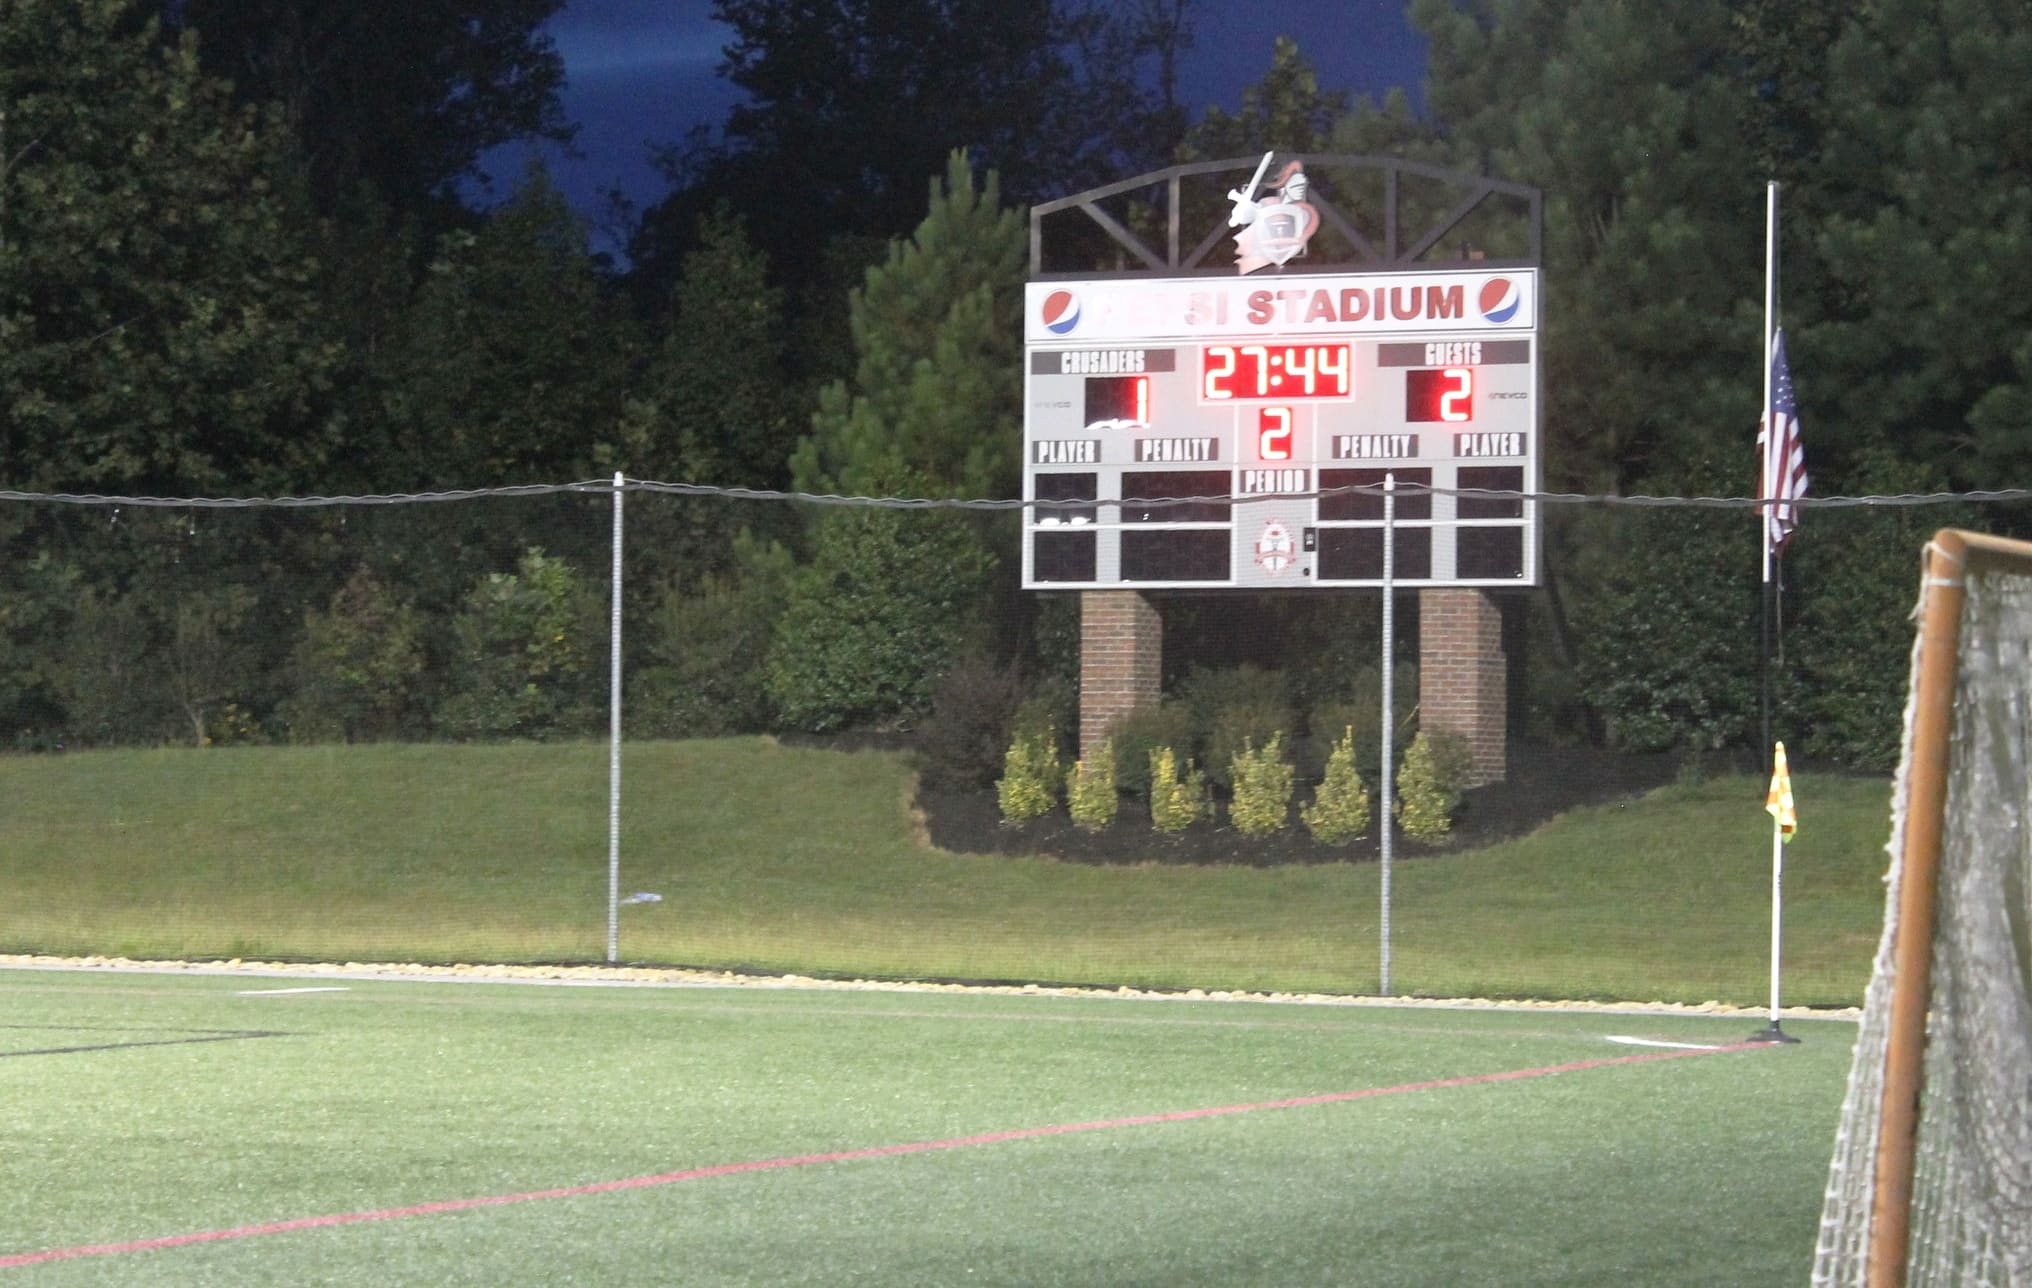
[619,892,663,905]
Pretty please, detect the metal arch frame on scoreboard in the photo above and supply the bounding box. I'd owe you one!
[1027,153,1543,277]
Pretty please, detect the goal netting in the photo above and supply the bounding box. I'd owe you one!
[1812,531,2032,1287]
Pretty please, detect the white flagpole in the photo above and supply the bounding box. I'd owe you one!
[1751,187,1796,1044]
[1769,806,1785,1026]
[1761,182,1778,587]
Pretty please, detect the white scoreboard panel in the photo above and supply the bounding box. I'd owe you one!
[1021,268,1540,590]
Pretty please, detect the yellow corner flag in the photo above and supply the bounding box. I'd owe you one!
[1766,741,1797,842]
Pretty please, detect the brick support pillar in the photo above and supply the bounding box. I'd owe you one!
[1417,588,1508,786]
[1078,591,1162,757]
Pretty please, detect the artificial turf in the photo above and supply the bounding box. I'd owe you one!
[1,966,1854,1286]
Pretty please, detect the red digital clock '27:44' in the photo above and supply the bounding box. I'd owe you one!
[1201,343,1354,401]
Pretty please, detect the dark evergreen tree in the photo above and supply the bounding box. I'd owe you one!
[792,153,1026,500]
[160,0,570,225]
[372,161,637,490]
[624,211,797,491]
[0,0,340,494]
[629,0,1195,300]
[1807,0,2032,489]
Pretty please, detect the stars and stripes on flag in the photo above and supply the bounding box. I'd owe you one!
[1757,327,1808,555]
[1766,741,1796,842]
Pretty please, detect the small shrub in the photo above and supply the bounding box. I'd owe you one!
[765,505,994,732]
[280,567,427,743]
[1148,745,1208,833]
[1301,725,1371,845]
[1396,730,1473,843]
[626,533,791,739]
[1203,700,1295,790]
[1227,733,1294,836]
[1305,661,1417,783]
[1011,679,1075,749]
[1181,665,1293,789]
[1066,737,1118,832]
[435,547,603,741]
[917,652,1028,791]
[996,725,1060,822]
[1110,702,1196,799]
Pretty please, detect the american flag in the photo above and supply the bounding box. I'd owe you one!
[1758,327,1808,555]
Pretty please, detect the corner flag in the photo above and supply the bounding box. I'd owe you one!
[1766,741,1797,842]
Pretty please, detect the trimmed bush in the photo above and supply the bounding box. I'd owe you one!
[1396,730,1473,843]
[1110,702,1196,799]
[1066,737,1118,832]
[435,548,603,741]
[1181,665,1293,789]
[1301,725,1371,845]
[1148,745,1208,833]
[766,504,994,733]
[996,725,1060,822]
[627,533,791,740]
[280,567,427,743]
[1305,660,1417,784]
[917,652,1028,791]
[1227,733,1294,836]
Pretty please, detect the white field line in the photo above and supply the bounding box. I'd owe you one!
[1604,1034,1724,1050]
[236,986,351,996]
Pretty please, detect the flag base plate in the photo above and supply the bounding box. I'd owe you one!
[1746,1021,1800,1045]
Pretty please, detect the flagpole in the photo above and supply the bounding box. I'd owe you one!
[1750,183,1797,1045]
[1760,181,1778,757]
[1752,741,1800,1043]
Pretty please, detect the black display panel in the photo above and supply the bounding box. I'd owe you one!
[1455,526,1526,579]
[1318,468,1432,521]
[1084,376,1149,425]
[1031,471,1098,525]
[1120,530,1230,582]
[1456,466,1524,520]
[1032,530,1097,583]
[1119,470,1230,524]
[1405,366,1474,422]
[1317,528,1432,580]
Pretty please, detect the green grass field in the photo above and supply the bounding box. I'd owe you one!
[0,739,1893,1006]
[0,967,1854,1286]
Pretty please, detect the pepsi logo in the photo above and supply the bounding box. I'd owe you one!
[1041,289,1082,335]
[1478,277,1522,325]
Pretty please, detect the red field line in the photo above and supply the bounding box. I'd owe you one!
[1,1040,1765,1270]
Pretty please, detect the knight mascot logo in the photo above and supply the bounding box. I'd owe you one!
[1228,154,1319,275]
[1254,519,1298,575]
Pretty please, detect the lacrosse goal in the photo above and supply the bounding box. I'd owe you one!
[1811,530,2032,1287]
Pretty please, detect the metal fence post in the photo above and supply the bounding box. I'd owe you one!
[607,471,624,963]
[1380,472,1395,997]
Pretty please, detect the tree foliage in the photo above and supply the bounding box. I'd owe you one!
[792,152,1026,500]
[1179,36,1349,161]
[161,0,570,222]
[631,1,1196,298]
[372,161,636,488]
[625,210,796,490]
[0,0,339,493]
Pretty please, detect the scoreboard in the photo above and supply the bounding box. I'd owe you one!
[1022,268,1541,590]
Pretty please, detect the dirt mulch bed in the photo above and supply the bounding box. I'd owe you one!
[913,742,1692,867]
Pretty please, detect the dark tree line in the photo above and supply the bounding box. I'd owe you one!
[2,0,2028,769]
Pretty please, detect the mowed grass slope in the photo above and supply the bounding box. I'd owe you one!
[0,740,1892,1005]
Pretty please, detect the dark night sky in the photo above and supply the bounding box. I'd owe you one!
[477,1,1430,251]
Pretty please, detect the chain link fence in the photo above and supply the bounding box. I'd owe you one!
[2,479,2025,1002]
